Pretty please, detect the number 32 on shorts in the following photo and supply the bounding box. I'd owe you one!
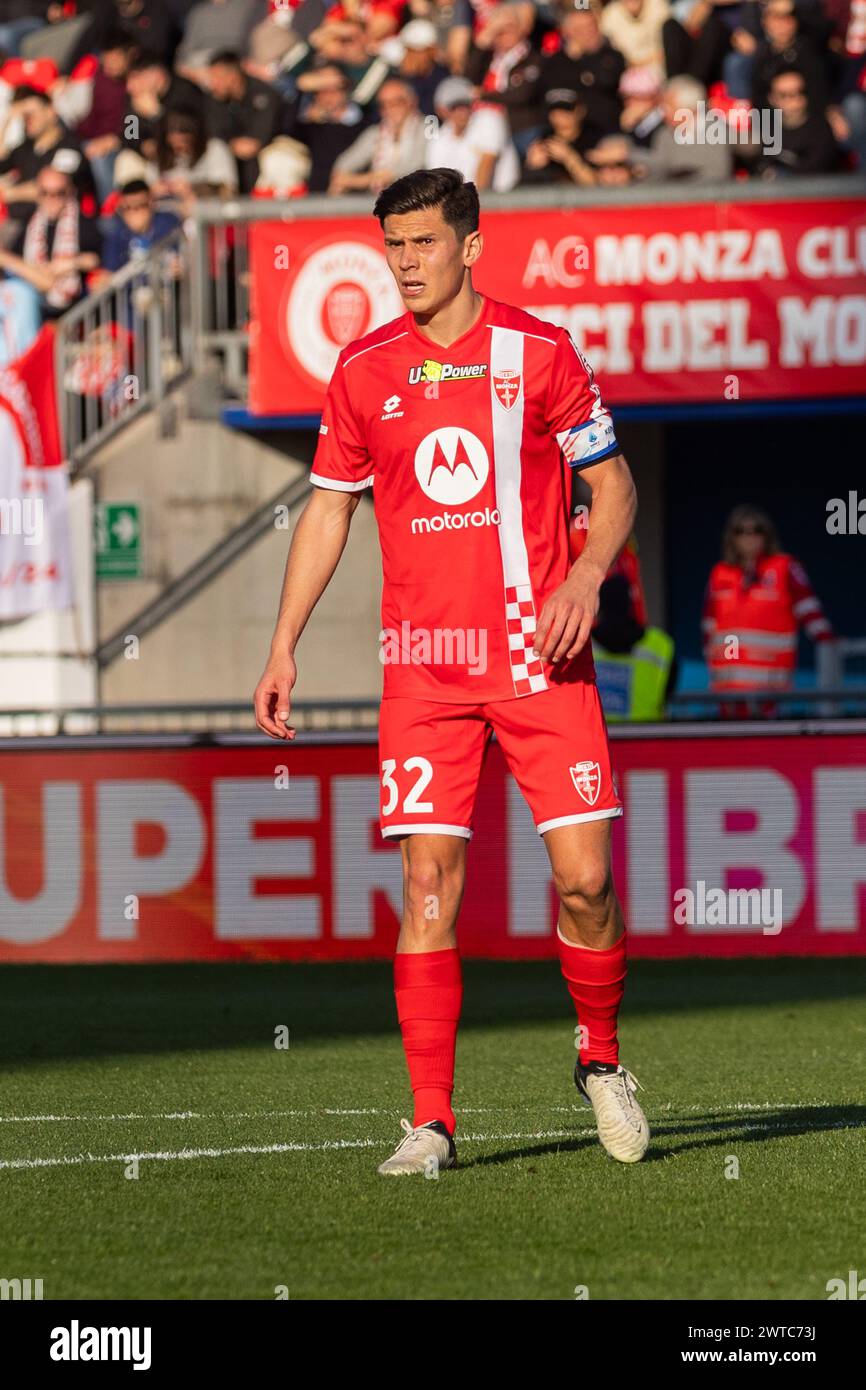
[381,757,434,815]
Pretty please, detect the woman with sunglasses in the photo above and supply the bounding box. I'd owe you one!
[701,504,835,717]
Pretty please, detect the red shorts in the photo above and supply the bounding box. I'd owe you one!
[378,678,622,840]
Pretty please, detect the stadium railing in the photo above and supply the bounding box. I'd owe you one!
[55,225,192,467]
[1,687,866,739]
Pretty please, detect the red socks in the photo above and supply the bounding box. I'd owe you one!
[558,928,626,1066]
[394,948,463,1136]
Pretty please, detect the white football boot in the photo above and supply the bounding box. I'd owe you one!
[575,1059,650,1163]
[377,1118,457,1177]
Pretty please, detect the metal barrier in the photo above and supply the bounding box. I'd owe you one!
[0,700,380,739]
[55,226,192,467]
[2,685,866,738]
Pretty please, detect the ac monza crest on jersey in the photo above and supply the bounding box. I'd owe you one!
[493,369,521,410]
[570,760,601,805]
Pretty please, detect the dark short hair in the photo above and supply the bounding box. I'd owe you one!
[12,84,52,104]
[102,28,136,53]
[128,52,167,73]
[119,179,151,198]
[373,168,479,241]
[208,49,242,69]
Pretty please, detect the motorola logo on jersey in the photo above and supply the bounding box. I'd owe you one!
[411,427,499,534]
[413,427,489,505]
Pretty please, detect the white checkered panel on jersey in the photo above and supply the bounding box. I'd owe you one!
[490,325,547,697]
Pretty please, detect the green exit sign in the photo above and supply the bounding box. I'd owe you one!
[95,502,142,580]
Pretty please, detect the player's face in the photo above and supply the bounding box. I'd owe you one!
[382,208,478,314]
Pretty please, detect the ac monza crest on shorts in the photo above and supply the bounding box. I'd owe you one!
[570,760,601,805]
[493,369,521,410]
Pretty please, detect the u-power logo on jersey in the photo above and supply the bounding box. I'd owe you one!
[411,427,500,533]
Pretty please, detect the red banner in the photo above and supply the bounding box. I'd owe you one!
[1,733,864,960]
[248,198,866,414]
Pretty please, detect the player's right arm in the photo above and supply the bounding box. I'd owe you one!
[254,351,373,740]
[254,487,362,739]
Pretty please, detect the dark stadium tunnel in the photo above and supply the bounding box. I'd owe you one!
[0,959,864,1068]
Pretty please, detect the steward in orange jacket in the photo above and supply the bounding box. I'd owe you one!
[702,505,834,701]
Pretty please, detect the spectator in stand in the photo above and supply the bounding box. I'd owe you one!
[424,74,519,189]
[586,131,638,182]
[833,0,866,168]
[0,3,51,60]
[0,165,101,363]
[639,74,733,177]
[599,0,670,77]
[618,62,664,146]
[662,0,749,91]
[520,87,597,184]
[418,0,478,75]
[117,106,238,209]
[71,30,136,208]
[246,2,305,91]
[324,0,405,45]
[205,48,283,193]
[329,76,426,194]
[111,0,178,63]
[749,0,831,114]
[702,503,835,716]
[155,106,239,200]
[125,53,206,163]
[282,62,368,193]
[540,5,625,145]
[284,17,392,110]
[0,86,97,239]
[175,0,268,83]
[467,2,545,156]
[98,177,182,274]
[385,18,450,118]
[745,67,841,174]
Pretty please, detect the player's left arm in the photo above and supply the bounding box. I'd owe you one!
[534,328,637,663]
[534,454,637,662]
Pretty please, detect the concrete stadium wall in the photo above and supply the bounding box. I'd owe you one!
[91,394,384,707]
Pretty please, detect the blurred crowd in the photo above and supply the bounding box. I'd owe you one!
[0,0,863,358]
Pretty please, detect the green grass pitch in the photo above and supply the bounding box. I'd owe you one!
[1,959,864,1300]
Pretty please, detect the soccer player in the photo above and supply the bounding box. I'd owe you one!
[254,167,649,1173]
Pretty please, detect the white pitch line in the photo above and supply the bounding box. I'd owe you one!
[0,1129,578,1173]
[0,1100,841,1125]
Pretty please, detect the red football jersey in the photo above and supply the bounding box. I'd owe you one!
[310,293,620,701]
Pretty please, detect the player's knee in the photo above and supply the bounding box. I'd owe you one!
[554,861,612,919]
[403,854,462,924]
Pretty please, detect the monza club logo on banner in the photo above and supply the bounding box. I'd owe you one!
[247,199,866,416]
[0,737,864,961]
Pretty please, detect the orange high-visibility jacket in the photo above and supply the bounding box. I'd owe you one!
[702,554,834,692]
